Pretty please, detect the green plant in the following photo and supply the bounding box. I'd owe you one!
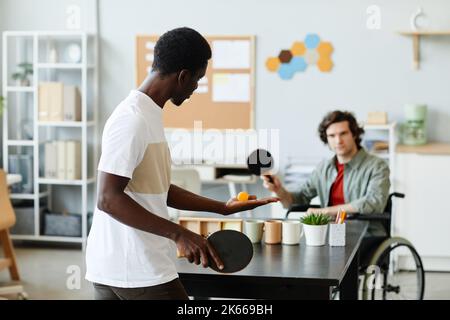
[11,62,33,84]
[300,213,331,225]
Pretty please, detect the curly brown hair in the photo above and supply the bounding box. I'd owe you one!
[318,110,365,148]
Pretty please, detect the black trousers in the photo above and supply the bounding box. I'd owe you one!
[92,278,189,300]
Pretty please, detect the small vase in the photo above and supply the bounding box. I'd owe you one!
[303,224,328,246]
[18,78,30,87]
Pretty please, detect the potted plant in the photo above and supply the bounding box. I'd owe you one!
[12,62,33,86]
[300,213,331,246]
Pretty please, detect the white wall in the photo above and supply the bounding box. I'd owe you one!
[1,0,450,208]
[2,0,450,160]
[97,0,450,165]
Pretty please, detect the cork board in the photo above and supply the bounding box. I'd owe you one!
[136,35,255,129]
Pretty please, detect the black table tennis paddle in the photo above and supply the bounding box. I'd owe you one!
[247,148,275,183]
[207,230,253,273]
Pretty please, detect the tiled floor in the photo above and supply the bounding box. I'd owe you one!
[1,244,450,300]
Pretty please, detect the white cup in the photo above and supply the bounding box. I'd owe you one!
[243,219,265,243]
[282,220,303,245]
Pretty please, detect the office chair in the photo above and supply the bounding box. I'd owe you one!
[0,170,28,300]
[286,192,425,300]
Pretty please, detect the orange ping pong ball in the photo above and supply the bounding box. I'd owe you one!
[237,191,250,201]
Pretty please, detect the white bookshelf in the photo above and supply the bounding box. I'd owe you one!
[362,122,396,191]
[6,86,35,92]
[2,31,98,248]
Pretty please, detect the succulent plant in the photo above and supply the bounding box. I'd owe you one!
[300,213,331,225]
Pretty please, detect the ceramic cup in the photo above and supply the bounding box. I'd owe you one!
[282,220,303,245]
[243,219,265,243]
[264,220,282,244]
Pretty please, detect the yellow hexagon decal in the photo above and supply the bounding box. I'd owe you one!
[266,57,281,72]
[291,42,306,56]
[317,58,333,72]
[317,42,333,56]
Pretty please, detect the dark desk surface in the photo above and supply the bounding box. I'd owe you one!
[175,220,368,287]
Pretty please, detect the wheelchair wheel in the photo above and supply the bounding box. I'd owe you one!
[362,237,425,300]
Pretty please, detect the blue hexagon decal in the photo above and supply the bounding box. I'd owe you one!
[304,33,321,49]
[278,63,296,80]
[290,57,307,72]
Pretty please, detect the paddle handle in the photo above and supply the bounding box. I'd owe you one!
[264,174,274,184]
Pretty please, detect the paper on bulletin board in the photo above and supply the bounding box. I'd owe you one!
[145,41,156,50]
[145,53,154,62]
[198,76,208,85]
[212,40,250,69]
[212,73,250,102]
[194,77,209,94]
[195,85,208,94]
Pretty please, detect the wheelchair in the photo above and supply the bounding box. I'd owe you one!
[286,192,425,300]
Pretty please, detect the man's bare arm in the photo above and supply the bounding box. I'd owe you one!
[97,171,223,269]
[167,184,279,216]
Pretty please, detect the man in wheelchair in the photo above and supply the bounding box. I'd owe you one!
[262,110,424,299]
[263,110,390,237]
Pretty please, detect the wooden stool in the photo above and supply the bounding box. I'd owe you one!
[0,169,26,299]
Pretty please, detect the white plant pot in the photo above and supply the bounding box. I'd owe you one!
[303,224,328,246]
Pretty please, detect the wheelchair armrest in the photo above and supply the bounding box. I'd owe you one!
[285,204,321,219]
[346,213,390,221]
[287,204,320,213]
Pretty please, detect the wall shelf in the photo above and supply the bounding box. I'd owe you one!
[398,30,450,69]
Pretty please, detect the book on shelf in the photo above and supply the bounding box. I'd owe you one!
[366,111,388,125]
[39,82,64,121]
[38,82,51,120]
[44,140,81,180]
[363,140,389,152]
[63,85,81,121]
[56,140,66,179]
[39,82,81,122]
[8,154,34,193]
[19,154,34,193]
[44,142,58,178]
[66,140,81,180]
[8,154,22,193]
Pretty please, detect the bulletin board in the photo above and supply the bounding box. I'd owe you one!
[136,35,255,130]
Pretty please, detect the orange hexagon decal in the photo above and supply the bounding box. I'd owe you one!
[291,42,306,56]
[266,57,281,72]
[317,58,333,72]
[317,42,333,56]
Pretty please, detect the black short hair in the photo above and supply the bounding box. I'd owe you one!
[318,110,365,148]
[152,27,211,75]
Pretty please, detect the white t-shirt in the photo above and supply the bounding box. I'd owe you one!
[85,90,178,288]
